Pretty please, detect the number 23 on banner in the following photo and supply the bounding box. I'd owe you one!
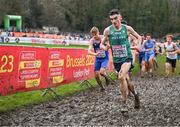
[0,55,14,73]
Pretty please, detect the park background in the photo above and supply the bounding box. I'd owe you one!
[0,0,180,38]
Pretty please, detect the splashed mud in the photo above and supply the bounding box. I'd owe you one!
[0,76,180,126]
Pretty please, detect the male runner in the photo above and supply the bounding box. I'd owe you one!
[101,9,141,112]
[88,26,110,91]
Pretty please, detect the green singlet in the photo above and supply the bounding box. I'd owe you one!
[108,24,132,63]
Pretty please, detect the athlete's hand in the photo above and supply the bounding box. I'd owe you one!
[169,51,175,55]
[94,52,100,56]
[106,43,110,49]
[131,45,141,52]
[100,43,110,51]
[145,48,151,52]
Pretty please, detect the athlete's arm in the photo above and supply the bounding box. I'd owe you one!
[162,42,167,55]
[173,49,180,54]
[173,43,179,51]
[100,42,110,51]
[126,25,142,52]
[169,43,179,55]
[88,40,99,56]
[129,34,139,45]
[101,27,110,51]
[177,48,180,54]
[131,46,139,52]
[129,34,140,52]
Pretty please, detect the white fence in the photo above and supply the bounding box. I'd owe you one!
[0,37,89,45]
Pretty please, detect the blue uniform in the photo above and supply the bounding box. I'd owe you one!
[143,39,155,62]
[93,40,109,71]
[138,45,145,64]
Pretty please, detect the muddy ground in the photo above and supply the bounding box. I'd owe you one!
[0,76,180,126]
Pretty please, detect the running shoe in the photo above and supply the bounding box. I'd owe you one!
[100,87,105,92]
[134,93,140,109]
[105,78,110,86]
[121,103,128,113]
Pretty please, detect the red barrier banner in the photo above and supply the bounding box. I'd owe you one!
[0,46,112,95]
[47,48,95,87]
[0,45,114,96]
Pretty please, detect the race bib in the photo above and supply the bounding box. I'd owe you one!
[112,45,127,58]
[96,49,106,58]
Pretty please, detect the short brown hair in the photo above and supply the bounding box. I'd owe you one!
[166,34,173,39]
[109,9,121,16]
[146,33,151,36]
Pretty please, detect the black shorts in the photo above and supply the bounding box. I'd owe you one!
[113,58,133,72]
[166,57,176,68]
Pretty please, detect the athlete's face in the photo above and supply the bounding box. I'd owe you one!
[146,35,151,40]
[166,36,172,43]
[110,14,122,28]
[92,32,100,40]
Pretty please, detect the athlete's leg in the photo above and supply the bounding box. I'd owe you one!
[100,59,110,85]
[139,52,145,76]
[148,55,155,73]
[165,62,171,76]
[142,53,150,75]
[118,62,131,103]
[126,75,140,109]
[172,67,175,73]
[94,61,105,91]
[141,60,146,77]
[171,59,176,74]
[126,74,136,95]
[149,58,154,73]
[100,68,110,86]
[138,54,143,76]
[131,50,137,65]
[153,57,158,71]
[95,71,101,85]
[116,62,131,112]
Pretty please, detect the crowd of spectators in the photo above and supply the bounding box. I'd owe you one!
[0,27,91,42]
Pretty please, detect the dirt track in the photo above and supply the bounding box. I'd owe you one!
[0,76,180,126]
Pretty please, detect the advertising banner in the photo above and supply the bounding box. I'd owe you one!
[0,46,106,95]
